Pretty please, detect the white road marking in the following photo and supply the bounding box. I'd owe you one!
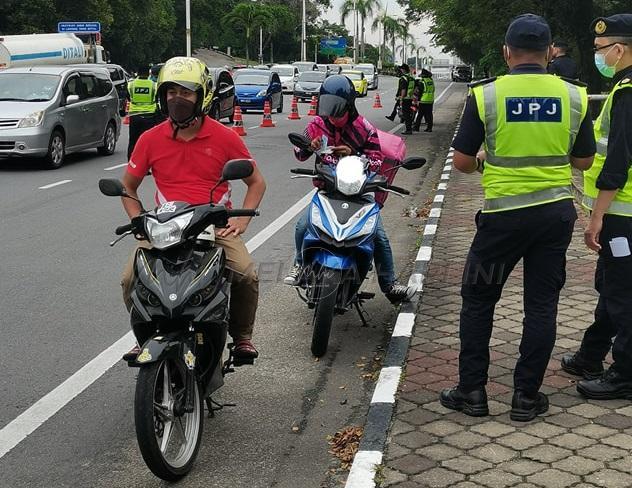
[0,188,316,460]
[434,82,454,104]
[392,313,415,338]
[416,246,432,262]
[345,450,383,488]
[370,366,402,404]
[38,180,72,190]
[424,224,437,236]
[104,163,127,171]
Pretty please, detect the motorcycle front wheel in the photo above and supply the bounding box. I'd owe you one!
[311,267,341,357]
[135,359,203,481]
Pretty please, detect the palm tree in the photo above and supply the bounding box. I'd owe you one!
[382,16,402,65]
[371,10,397,66]
[341,0,382,62]
[397,20,414,64]
[223,3,273,65]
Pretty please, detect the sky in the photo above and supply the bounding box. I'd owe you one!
[321,0,453,61]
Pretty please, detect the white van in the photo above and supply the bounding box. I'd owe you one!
[355,63,378,90]
[271,64,299,93]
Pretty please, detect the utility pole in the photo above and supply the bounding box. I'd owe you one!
[259,25,263,64]
[185,0,191,56]
[353,0,357,64]
[301,0,307,61]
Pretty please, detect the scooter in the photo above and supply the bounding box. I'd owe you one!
[99,159,258,481]
[288,132,425,356]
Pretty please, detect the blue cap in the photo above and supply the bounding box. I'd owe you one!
[591,14,632,37]
[505,14,552,50]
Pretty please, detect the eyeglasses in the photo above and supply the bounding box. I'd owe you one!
[593,42,628,53]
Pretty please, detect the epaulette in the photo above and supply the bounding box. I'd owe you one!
[560,76,588,87]
[467,77,497,89]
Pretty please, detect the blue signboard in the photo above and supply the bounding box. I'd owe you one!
[57,22,101,33]
[320,37,347,55]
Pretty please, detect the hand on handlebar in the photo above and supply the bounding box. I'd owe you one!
[331,145,352,157]
[131,215,147,240]
[216,216,249,238]
[310,137,322,152]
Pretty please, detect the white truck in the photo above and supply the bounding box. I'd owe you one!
[0,33,107,69]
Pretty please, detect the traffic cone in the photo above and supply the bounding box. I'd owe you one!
[373,92,383,109]
[307,96,318,116]
[232,105,247,136]
[288,96,301,120]
[122,100,130,125]
[259,100,276,128]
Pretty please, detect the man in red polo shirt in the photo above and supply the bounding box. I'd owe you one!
[120,57,266,361]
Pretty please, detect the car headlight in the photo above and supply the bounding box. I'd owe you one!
[352,214,377,238]
[294,84,302,91]
[18,110,45,128]
[145,212,194,249]
[336,156,367,196]
[256,89,267,97]
[310,204,331,237]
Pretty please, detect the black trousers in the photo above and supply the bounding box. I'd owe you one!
[459,199,577,395]
[414,102,433,130]
[579,214,632,377]
[127,113,165,160]
[401,99,413,131]
[388,99,400,119]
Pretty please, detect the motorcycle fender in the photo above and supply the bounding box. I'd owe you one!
[313,250,355,270]
[134,334,192,366]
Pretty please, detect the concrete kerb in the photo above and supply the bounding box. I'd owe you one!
[345,127,461,488]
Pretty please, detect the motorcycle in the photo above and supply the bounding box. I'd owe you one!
[288,133,425,357]
[98,159,258,481]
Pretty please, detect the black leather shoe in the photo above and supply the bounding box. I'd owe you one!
[510,390,548,422]
[385,115,395,121]
[401,130,413,135]
[577,368,632,400]
[440,386,489,417]
[561,352,603,379]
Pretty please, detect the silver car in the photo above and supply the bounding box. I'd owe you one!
[0,65,121,169]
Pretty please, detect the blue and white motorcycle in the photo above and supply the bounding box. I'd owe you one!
[288,133,425,356]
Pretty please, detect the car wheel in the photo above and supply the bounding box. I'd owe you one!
[97,122,117,156]
[277,96,283,114]
[45,130,65,169]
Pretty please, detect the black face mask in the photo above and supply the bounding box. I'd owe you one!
[167,97,196,125]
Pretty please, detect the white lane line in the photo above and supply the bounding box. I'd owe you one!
[388,123,403,134]
[346,450,383,488]
[0,188,315,460]
[104,163,127,171]
[424,224,437,236]
[429,208,442,218]
[392,313,415,338]
[38,180,72,190]
[434,82,454,104]
[370,366,402,404]
[248,125,259,130]
[416,245,432,262]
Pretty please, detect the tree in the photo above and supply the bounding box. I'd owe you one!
[340,0,382,62]
[223,2,274,65]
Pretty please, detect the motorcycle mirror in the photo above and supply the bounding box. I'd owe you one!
[402,157,427,170]
[222,159,255,181]
[288,132,311,151]
[99,178,127,197]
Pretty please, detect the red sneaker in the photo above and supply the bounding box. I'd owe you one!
[233,339,259,359]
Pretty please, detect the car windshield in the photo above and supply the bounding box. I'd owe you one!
[357,66,374,75]
[234,74,269,86]
[343,72,361,81]
[272,67,294,77]
[299,72,326,82]
[0,73,60,101]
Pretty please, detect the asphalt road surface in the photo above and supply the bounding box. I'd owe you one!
[0,76,464,487]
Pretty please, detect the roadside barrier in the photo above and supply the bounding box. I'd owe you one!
[288,96,301,120]
[307,96,318,116]
[260,100,276,128]
[232,105,247,136]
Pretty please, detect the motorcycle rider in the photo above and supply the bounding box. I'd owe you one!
[283,75,415,304]
[120,57,266,362]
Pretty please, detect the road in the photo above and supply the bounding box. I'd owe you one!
[0,77,463,487]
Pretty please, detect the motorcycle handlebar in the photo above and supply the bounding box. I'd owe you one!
[227,209,259,218]
[115,223,132,235]
[388,185,410,195]
[290,168,317,176]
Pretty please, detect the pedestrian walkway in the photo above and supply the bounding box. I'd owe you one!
[381,169,632,487]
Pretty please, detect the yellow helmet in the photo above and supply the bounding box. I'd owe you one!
[156,56,213,120]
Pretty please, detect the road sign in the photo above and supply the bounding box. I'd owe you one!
[320,37,347,56]
[57,22,101,33]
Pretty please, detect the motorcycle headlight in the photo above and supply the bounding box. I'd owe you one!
[145,212,194,249]
[336,156,367,196]
[256,89,267,97]
[18,110,45,128]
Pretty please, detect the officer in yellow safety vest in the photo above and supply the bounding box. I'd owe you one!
[561,14,632,400]
[439,14,596,422]
[413,68,435,132]
[126,65,162,159]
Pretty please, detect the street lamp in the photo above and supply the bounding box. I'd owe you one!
[185,0,191,56]
[302,0,307,61]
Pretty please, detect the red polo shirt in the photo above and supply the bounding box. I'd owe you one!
[127,116,255,207]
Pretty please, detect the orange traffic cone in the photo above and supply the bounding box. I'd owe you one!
[373,92,383,109]
[122,100,130,125]
[307,96,318,116]
[232,105,247,136]
[259,100,276,128]
[288,96,301,120]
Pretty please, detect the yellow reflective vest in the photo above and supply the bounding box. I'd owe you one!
[472,74,588,213]
[127,78,157,115]
[420,77,435,103]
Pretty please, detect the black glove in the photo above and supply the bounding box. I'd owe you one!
[131,215,147,240]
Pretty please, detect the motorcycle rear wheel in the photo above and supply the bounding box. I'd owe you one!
[135,359,204,481]
[311,267,341,357]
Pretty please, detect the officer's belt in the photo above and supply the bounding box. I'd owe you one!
[486,155,571,168]
[484,185,573,211]
[582,195,632,216]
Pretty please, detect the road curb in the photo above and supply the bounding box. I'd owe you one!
[344,122,462,487]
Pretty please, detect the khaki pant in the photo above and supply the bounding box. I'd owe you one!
[121,234,259,340]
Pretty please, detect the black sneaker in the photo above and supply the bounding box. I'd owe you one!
[577,368,632,400]
[440,387,489,417]
[401,130,413,135]
[283,264,303,286]
[510,390,548,422]
[561,352,603,379]
[384,283,415,304]
[413,127,420,132]
[424,128,432,132]
[385,115,395,121]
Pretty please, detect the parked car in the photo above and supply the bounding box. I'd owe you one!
[316,64,331,74]
[233,69,283,113]
[452,65,472,82]
[327,64,343,74]
[293,61,318,73]
[207,67,235,122]
[75,63,129,115]
[355,63,378,90]
[271,64,299,93]
[294,70,328,102]
[0,65,121,169]
[341,70,368,97]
